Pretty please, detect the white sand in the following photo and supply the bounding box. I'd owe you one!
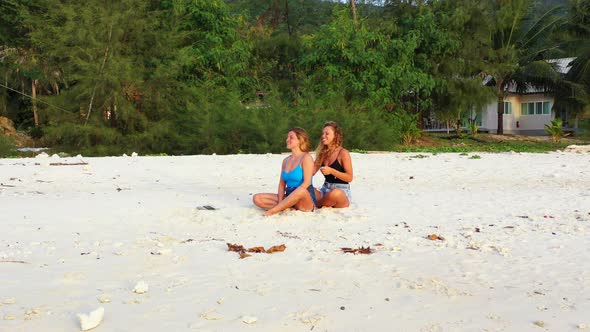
[1,151,589,331]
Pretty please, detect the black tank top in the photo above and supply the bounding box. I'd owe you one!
[324,158,348,184]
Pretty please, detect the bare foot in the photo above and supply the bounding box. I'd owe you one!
[263,209,278,217]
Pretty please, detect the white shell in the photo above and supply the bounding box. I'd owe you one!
[77,307,104,331]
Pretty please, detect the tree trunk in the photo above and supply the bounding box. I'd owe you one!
[32,79,39,127]
[85,22,113,125]
[285,0,291,36]
[350,0,358,26]
[496,95,504,135]
[496,81,505,135]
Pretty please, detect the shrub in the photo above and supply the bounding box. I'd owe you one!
[544,118,570,143]
[0,135,16,157]
[392,110,421,145]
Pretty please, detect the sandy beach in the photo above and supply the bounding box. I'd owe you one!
[1,151,590,332]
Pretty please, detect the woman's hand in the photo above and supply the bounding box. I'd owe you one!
[319,166,333,175]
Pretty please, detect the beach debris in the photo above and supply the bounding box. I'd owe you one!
[196,205,216,210]
[266,244,286,253]
[24,308,41,320]
[3,314,16,320]
[466,244,481,251]
[199,309,223,320]
[340,246,374,255]
[578,323,588,329]
[277,231,300,239]
[475,227,480,233]
[98,294,111,304]
[239,252,251,259]
[133,281,149,294]
[517,215,529,219]
[426,234,445,241]
[227,243,245,252]
[226,243,286,258]
[77,307,104,331]
[0,260,28,264]
[533,320,545,328]
[340,306,345,310]
[241,315,258,324]
[543,215,554,219]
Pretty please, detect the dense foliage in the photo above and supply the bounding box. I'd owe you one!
[0,0,587,155]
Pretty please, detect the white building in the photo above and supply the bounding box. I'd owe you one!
[480,58,576,135]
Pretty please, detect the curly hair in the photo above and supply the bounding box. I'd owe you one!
[289,127,310,152]
[314,121,343,168]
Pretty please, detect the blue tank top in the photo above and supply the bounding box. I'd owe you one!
[282,164,304,188]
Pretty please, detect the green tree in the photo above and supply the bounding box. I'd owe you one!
[300,6,433,111]
[482,0,564,134]
[553,0,590,124]
[430,0,495,133]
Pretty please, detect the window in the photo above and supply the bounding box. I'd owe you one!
[504,102,512,115]
[543,102,551,114]
[521,101,551,115]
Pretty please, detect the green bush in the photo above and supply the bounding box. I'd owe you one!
[391,110,421,145]
[41,123,122,155]
[544,118,570,143]
[0,135,16,157]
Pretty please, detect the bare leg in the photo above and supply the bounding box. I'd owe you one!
[253,193,278,210]
[314,188,322,208]
[264,187,314,216]
[318,188,349,208]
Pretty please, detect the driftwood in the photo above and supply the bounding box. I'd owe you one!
[34,162,88,166]
[0,260,29,264]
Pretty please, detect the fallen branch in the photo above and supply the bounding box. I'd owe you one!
[50,162,88,166]
[33,162,89,166]
[0,260,29,264]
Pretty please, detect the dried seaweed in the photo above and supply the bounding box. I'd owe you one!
[226,243,286,258]
[341,246,374,255]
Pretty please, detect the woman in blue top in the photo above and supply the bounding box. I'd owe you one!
[314,121,353,208]
[253,128,317,216]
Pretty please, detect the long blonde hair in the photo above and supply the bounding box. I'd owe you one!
[289,127,311,152]
[314,121,343,168]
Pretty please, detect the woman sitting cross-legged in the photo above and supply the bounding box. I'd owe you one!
[314,121,353,208]
[253,128,317,216]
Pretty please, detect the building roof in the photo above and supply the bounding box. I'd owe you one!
[547,57,575,74]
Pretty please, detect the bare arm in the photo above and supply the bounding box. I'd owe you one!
[321,149,353,183]
[277,158,287,201]
[299,154,314,189]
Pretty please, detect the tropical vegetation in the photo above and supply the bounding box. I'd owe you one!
[0,0,588,156]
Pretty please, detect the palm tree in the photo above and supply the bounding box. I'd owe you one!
[482,0,564,134]
[553,0,590,124]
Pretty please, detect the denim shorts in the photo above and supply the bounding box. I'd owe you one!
[286,185,317,206]
[319,182,352,203]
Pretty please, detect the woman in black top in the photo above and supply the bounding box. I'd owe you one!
[314,121,354,208]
